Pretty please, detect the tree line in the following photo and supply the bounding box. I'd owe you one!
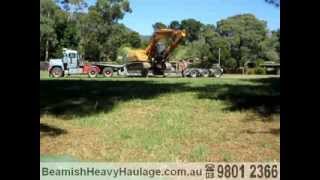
[156,15,280,70]
[41,0,280,70]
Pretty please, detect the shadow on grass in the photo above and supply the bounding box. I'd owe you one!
[242,128,280,136]
[40,77,279,119]
[40,80,190,119]
[40,123,67,137]
[197,77,280,117]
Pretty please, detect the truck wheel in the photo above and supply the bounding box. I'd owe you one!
[88,69,98,78]
[190,70,198,78]
[103,67,113,77]
[51,67,63,78]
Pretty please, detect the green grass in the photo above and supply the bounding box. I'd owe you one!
[40,70,49,78]
[40,71,280,162]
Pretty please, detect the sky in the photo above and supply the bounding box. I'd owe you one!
[87,0,280,35]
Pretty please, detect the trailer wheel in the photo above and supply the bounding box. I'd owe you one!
[88,68,98,78]
[103,67,113,77]
[212,68,223,78]
[202,70,209,77]
[141,69,149,77]
[51,67,63,78]
[190,70,198,78]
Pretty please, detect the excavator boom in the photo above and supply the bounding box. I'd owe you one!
[145,28,186,60]
[128,28,186,62]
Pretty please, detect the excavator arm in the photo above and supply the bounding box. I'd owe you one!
[127,28,186,62]
[145,28,187,61]
[126,28,186,75]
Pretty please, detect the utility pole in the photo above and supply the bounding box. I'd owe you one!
[218,48,221,66]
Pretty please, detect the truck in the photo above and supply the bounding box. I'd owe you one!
[49,28,187,78]
[48,48,178,78]
[49,28,224,78]
[48,48,125,78]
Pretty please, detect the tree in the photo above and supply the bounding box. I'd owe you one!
[152,22,167,31]
[265,0,280,7]
[216,14,268,68]
[273,29,280,60]
[258,30,279,62]
[56,0,88,12]
[79,0,132,61]
[60,21,81,49]
[95,0,131,24]
[180,18,203,42]
[126,31,141,48]
[140,39,150,48]
[41,0,136,62]
[203,35,232,67]
[40,0,60,61]
[169,20,181,30]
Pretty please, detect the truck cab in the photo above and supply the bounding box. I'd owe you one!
[62,49,81,69]
[61,49,84,75]
[48,48,87,77]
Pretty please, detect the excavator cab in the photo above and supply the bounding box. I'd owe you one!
[155,42,166,58]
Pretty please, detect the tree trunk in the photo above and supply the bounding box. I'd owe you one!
[45,12,50,62]
[45,40,49,62]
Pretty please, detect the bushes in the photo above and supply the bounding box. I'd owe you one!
[246,68,256,75]
[254,67,267,75]
[244,67,266,75]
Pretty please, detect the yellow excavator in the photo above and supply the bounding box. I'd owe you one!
[126,28,187,76]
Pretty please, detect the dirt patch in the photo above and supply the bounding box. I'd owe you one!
[40,121,109,161]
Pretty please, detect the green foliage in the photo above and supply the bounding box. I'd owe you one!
[180,18,203,42]
[170,40,210,63]
[255,67,267,75]
[126,31,141,48]
[256,59,265,66]
[40,0,136,62]
[152,22,167,31]
[168,15,279,70]
[169,20,181,30]
[265,0,280,7]
[140,40,149,48]
[216,14,269,68]
[246,68,255,75]
[223,58,237,70]
[258,30,279,62]
[40,1,280,69]
[272,29,280,61]
[56,0,88,12]
[79,0,132,61]
[40,0,60,61]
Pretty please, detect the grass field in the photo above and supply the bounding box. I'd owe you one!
[40,71,280,162]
